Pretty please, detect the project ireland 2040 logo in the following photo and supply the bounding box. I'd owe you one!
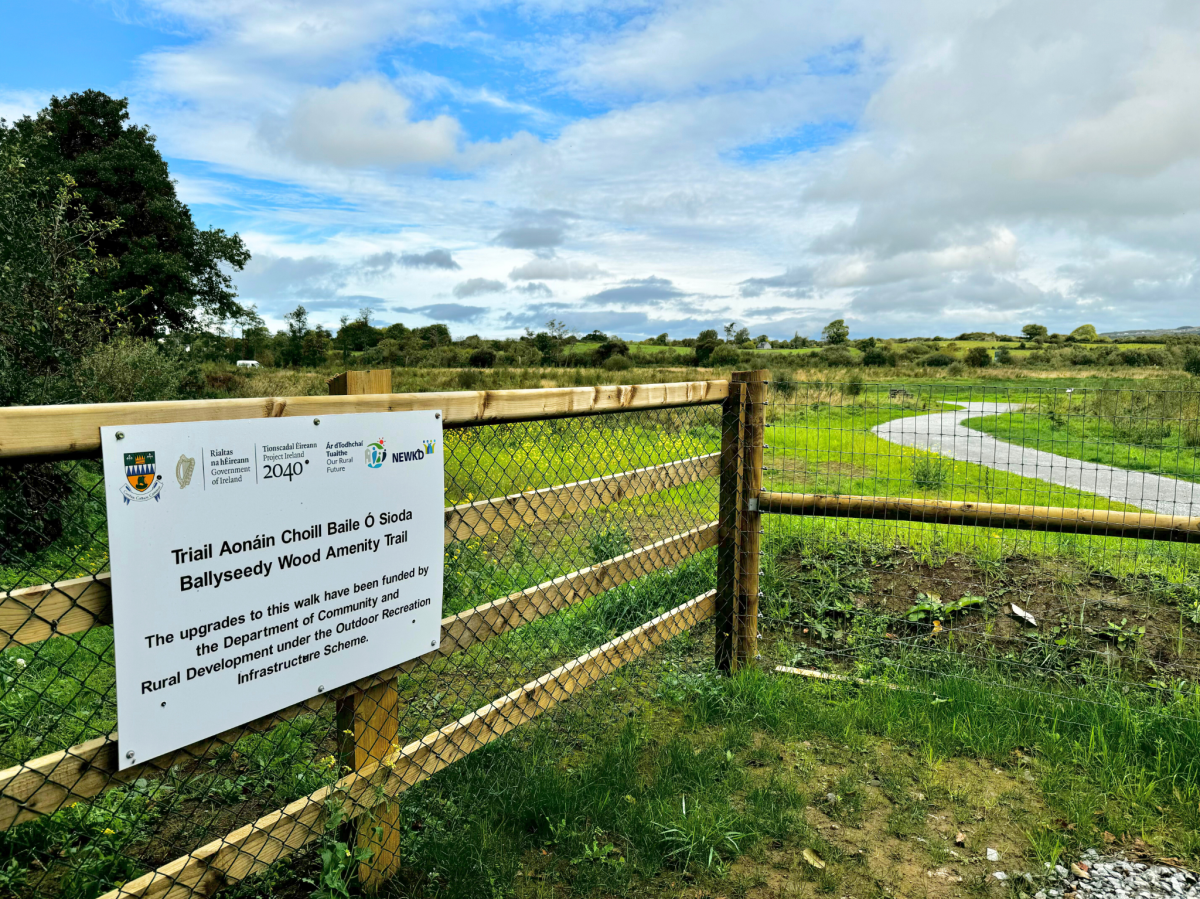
[122,452,163,504]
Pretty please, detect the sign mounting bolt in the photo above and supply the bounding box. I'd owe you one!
[125,750,135,761]
[317,685,324,693]
[313,418,320,426]
[115,432,125,440]
[435,413,440,420]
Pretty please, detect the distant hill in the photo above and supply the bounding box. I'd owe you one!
[1100,325,1200,339]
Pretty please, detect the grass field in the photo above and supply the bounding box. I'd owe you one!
[3,365,1200,898]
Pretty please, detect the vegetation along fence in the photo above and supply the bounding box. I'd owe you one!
[1,370,1200,897]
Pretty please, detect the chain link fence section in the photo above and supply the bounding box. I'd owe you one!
[757,378,1200,722]
[0,391,730,899]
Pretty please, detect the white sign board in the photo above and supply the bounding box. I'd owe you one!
[100,411,444,769]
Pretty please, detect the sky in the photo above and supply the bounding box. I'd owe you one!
[2,0,1198,340]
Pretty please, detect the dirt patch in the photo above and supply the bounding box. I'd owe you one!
[770,545,1199,682]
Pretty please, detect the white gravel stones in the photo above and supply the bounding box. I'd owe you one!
[1048,854,1199,899]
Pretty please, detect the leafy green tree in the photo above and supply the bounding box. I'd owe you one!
[1069,324,1098,342]
[280,306,330,367]
[965,346,992,368]
[0,136,120,405]
[822,319,850,345]
[695,329,720,365]
[5,90,250,335]
[1022,323,1049,341]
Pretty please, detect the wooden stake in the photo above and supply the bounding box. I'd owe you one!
[330,370,402,890]
[735,370,768,669]
[715,381,744,673]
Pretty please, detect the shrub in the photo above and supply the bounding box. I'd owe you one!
[946,361,967,376]
[1184,350,1200,377]
[964,347,991,368]
[921,352,955,368]
[468,348,496,369]
[594,339,629,363]
[820,348,855,367]
[771,369,796,398]
[603,355,632,371]
[844,372,864,397]
[861,347,896,367]
[710,345,740,367]
[994,347,1013,365]
[74,337,198,403]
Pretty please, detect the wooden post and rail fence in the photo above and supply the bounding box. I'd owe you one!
[0,369,1198,897]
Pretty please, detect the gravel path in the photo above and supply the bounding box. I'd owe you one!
[870,402,1200,517]
[1035,850,1199,898]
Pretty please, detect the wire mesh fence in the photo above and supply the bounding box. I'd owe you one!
[757,379,1200,728]
[0,398,728,899]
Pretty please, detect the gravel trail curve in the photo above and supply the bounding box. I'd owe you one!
[870,402,1200,517]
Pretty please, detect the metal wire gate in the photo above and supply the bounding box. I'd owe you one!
[0,378,738,899]
[751,375,1200,725]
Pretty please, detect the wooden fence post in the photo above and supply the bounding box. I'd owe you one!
[736,370,768,669]
[715,377,745,673]
[328,369,401,890]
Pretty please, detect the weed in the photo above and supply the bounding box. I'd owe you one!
[910,454,949,490]
[904,592,985,623]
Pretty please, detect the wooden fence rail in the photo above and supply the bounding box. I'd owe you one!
[0,380,728,460]
[756,492,1200,542]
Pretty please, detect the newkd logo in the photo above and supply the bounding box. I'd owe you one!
[391,440,434,463]
[364,439,387,468]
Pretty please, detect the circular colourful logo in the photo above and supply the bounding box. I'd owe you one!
[364,439,387,468]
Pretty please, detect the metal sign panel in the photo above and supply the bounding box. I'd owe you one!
[100,411,444,769]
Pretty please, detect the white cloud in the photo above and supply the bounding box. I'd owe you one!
[509,257,608,280]
[265,78,461,168]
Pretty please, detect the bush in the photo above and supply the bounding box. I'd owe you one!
[861,347,896,367]
[594,339,629,363]
[964,347,991,368]
[946,361,967,376]
[921,352,955,368]
[603,355,632,372]
[844,372,864,397]
[820,348,855,367]
[468,348,496,369]
[771,369,796,398]
[74,337,198,403]
[994,347,1013,365]
[709,345,740,367]
[1184,350,1200,377]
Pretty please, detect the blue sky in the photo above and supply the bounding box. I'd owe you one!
[2,0,1197,339]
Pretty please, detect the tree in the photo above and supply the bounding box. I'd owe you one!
[581,330,608,343]
[822,319,850,345]
[964,346,992,368]
[1069,324,1098,342]
[280,306,329,367]
[695,330,720,365]
[1022,323,1049,341]
[5,91,250,335]
[0,135,121,405]
[723,322,738,342]
[654,332,668,346]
